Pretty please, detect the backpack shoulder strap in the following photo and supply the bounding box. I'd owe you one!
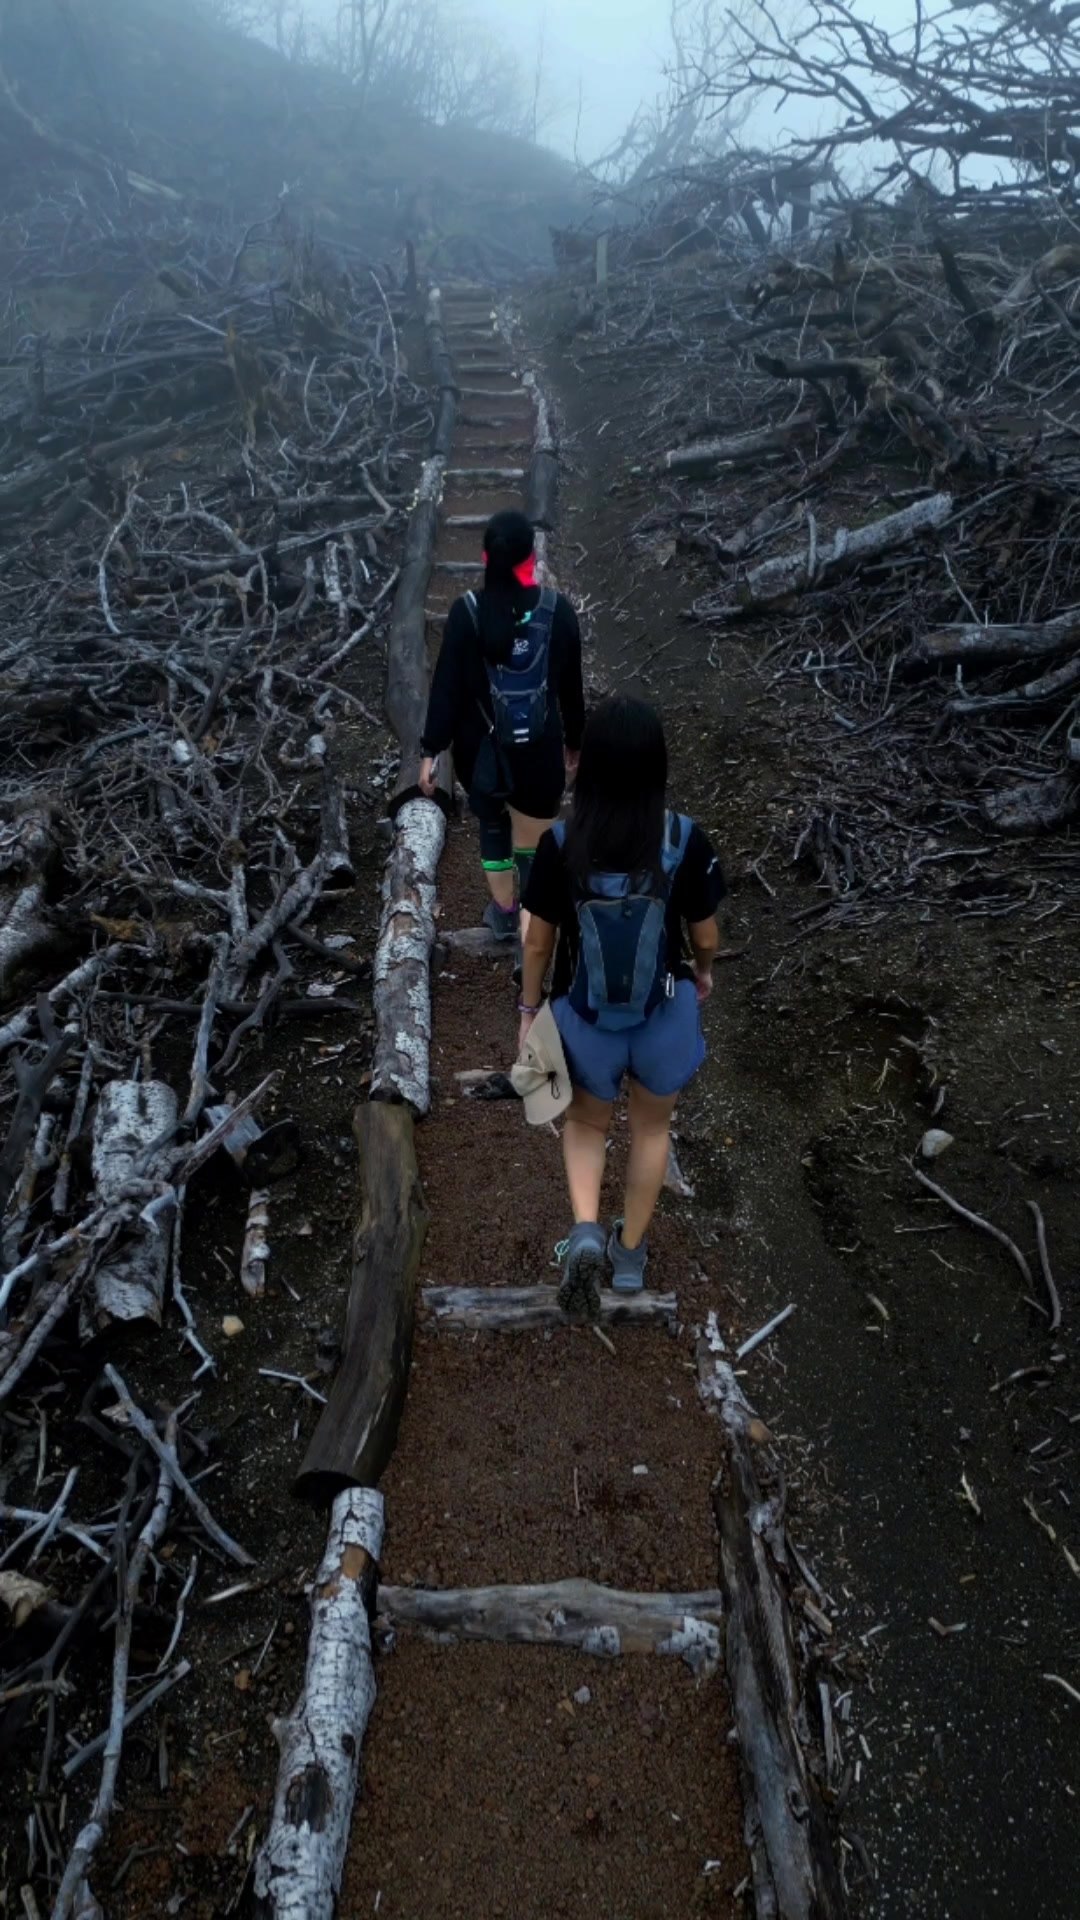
[521,586,557,643]
[464,590,480,633]
[551,819,567,848]
[661,811,694,879]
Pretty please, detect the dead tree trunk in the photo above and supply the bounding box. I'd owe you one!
[252,1488,384,1920]
[295,1103,428,1504]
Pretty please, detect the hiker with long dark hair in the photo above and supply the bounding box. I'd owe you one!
[418,511,584,942]
[518,697,724,1317]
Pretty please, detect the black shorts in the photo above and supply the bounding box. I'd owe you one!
[457,740,565,824]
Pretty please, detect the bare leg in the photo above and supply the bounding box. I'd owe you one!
[562,1086,612,1225]
[484,864,515,910]
[623,1082,679,1249]
[509,806,556,940]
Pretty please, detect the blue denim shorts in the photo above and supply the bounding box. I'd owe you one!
[552,979,706,1102]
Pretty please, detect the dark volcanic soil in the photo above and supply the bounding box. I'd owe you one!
[527,285,1079,1919]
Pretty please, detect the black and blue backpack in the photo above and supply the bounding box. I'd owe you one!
[552,812,692,1031]
[466,587,557,751]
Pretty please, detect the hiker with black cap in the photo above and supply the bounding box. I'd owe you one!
[418,511,584,946]
[517,696,724,1318]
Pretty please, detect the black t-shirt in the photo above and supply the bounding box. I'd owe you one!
[523,816,726,1010]
[420,587,584,794]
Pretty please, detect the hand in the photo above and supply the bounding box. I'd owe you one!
[418,756,438,798]
[518,1009,538,1054]
[564,747,580,780]
[694,965,713,1005]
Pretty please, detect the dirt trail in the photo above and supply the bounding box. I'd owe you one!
[341,290,748,1918]
[527,290,1079,1918]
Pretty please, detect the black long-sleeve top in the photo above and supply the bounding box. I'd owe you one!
[421,588,585,800]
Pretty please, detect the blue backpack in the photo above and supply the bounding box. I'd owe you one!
[466,588,557,751]
[552,812,692,1030]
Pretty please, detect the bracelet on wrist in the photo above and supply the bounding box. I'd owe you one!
[517,1001,541,1015]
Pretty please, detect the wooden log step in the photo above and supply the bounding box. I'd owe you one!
[420,1285,678,1332]
[376,1578,723,1662]
[459,413,527,430]
[458,386,531,401]
[433,560,484,576]
[444,513,496,529]
[444,466,525,483]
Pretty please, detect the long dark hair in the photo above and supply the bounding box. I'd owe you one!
[475,510,535,665]
[563,697,668,889]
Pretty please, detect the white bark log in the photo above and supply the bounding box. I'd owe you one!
[88,1080,178,1327]
[718,491,953,619]
[0,947,121,1054]
[663,414,818,474]
[0,808,57,877]
[378,1578,722,1670]
[420,1284,677,1332]
[240,1189,271,1298]
[370,798,446,1113]
[253,1488,384,1920]
[0,881,52,998]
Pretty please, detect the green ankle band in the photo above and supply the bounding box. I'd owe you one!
[481,858,516,873]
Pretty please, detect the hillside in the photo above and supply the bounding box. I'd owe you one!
[0,0,583,279]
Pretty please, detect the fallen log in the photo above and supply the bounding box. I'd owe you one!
[253,1488,384,1920]
[525,373,558,529]
[240,1190,271,1298]
[663,413,818,474]
[719,491,952,620]
[980,770,1080,833]
[907,604,1080,667]
[946,647,1080,715]
[86,1081,178,1330]
[377,1579,722,1665]
[420,1285,677,1332]
[425,287,458,460]
[385,455,449,802]
[0,884,58,1004]
[319,772,354,888]
[384,291,456,794]
[295,1103,428,1505]
[699,1345,845,1920]
[369,797,446,1111]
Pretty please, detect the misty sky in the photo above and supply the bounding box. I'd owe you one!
[467,0,923,163]
[297,0,986,173]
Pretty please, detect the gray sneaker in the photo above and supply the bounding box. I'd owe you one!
[557,1222,606,1320]
[608,1223,648,1293]
[482,899,519,944]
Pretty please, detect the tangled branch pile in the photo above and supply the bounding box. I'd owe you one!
[553,1,1080,930]
[0,182,429,1908]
